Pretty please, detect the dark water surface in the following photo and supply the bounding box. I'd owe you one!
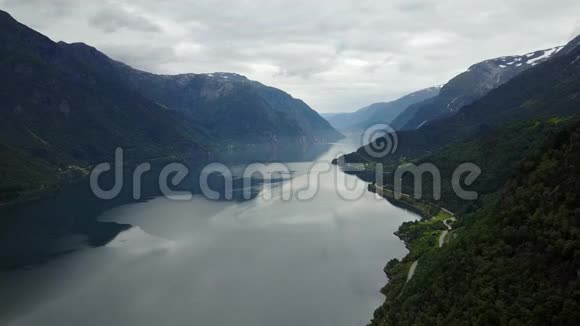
[0,138,417,326]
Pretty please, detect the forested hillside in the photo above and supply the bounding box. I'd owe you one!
[371,121,580,325]
[338,34,580,326]
[0,10,211,203]
[0,10,341,204]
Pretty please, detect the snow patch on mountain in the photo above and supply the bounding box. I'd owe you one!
[493,46,563,68]
[527,46,563,65]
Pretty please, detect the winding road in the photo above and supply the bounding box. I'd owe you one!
[407,216,456,282]
[438,217,456,248]
[371,184,457,284]
[406,260,419,282]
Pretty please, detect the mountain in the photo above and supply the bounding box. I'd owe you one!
[371,119,580,325]
[0,10,216,203]
[340,34,580,165]
[334,35,580,325]
[391,46,564,130]
[58,43,342,146]
[323,87,440,131]
[0,10,341,203]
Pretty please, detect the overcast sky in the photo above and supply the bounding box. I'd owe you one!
[1,0,579,113]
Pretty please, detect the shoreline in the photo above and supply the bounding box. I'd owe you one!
[367,183,456,324]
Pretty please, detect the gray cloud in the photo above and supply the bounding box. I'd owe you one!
[89,7,161,33]
[1,0,579,113]
[573,21,580,38]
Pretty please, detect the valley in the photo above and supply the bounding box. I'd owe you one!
[0,4,579,326]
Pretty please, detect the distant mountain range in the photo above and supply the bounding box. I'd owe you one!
[322,86,441,131]
[323,46,563,131]
[340,34,580,164]
[0,10,341,203]
[326,44,569,135]
[391,46,565,130]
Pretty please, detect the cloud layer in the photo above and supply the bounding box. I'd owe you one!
[2,0,579,112]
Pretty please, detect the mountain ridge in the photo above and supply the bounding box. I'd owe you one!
[391,45,566,131]
[0,9,341,204]
[324,86,441,131]
[338,33,580,168]
[57,41,342,146]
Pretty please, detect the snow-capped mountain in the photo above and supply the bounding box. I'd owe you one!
[391,46,564,130]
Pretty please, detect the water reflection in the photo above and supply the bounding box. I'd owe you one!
[0,138,418,326]
[0,143,331,269]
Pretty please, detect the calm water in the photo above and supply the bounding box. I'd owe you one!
[0,138,417,326]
